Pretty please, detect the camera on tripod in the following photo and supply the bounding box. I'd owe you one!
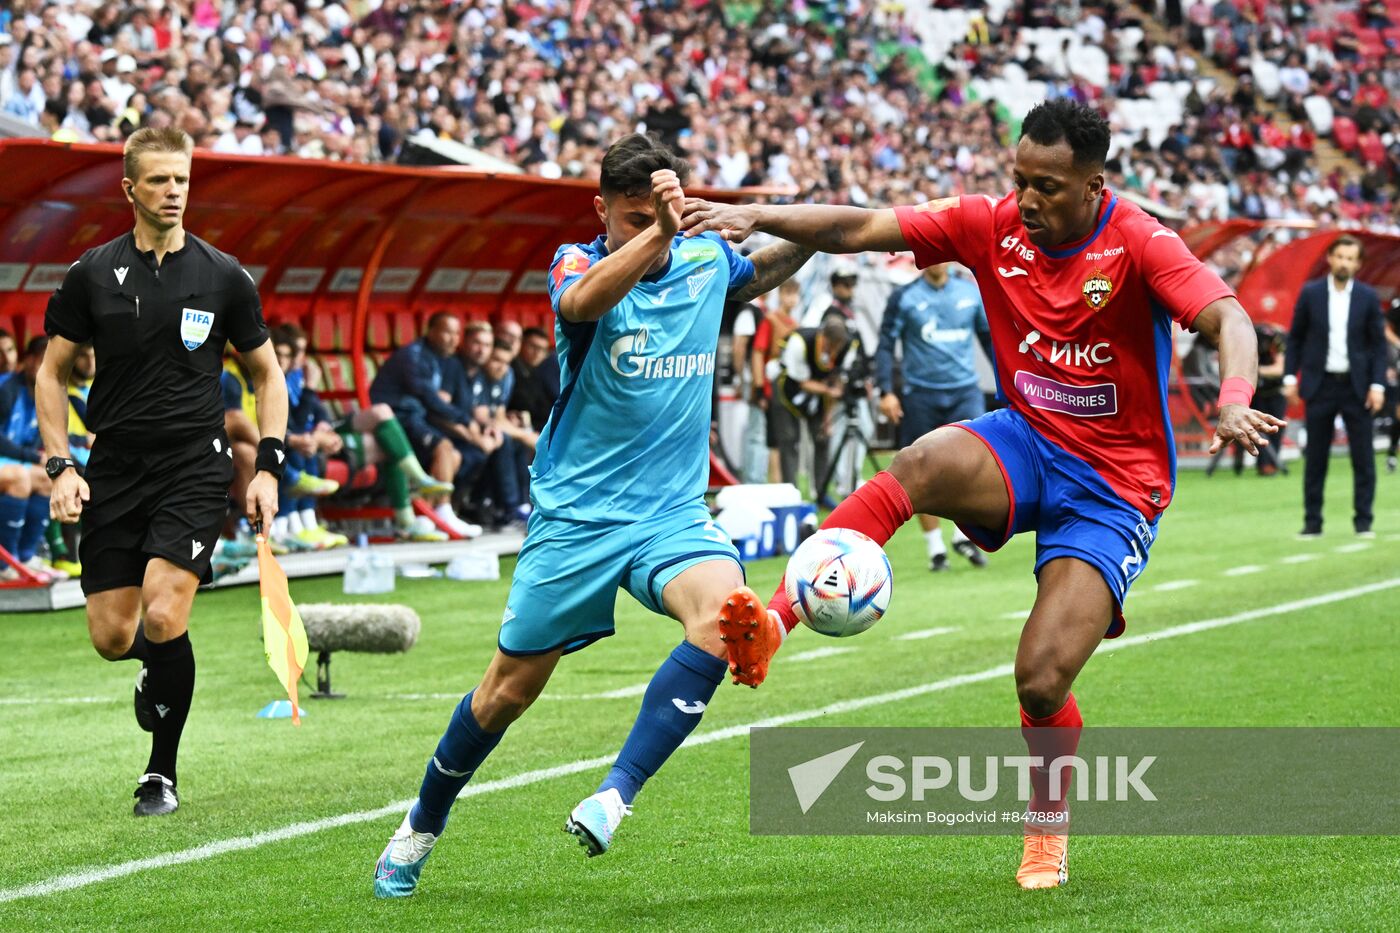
[837,351,872,406]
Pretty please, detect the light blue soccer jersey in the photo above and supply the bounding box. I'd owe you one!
[532,232,754,522]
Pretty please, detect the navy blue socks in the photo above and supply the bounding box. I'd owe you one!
[598,640,726,805]
[410,691,505,836]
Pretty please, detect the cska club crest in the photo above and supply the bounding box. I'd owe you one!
[1082,270,1114,310]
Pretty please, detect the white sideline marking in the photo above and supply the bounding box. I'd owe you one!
[393,685,655,703]
[0,697,109,706]
[1000,610,1030,620]
[1334,543,1372,554]
[784,646,856,663]
[1151,579,1198,592]
[545,683,650,701]
[1280,554,1319,564]
[5,577,1399,905]
[1223,565,1264,576]
[893,627,961,642]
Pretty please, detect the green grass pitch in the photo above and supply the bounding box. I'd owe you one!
[1,461,1397,931]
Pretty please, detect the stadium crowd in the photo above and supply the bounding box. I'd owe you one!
[0,0,1395,224]
[0,314,560,582]
[2,0,1398,582]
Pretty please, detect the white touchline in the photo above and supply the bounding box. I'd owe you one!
[1280,554,1319,564]
[1151,580,1198,592]
[893,627,961,641]
[1000,610,1030,620]
[1334,543,1372,554]
[392,684,654,702]
[784,646,856,663]
[386,693,466,702]
[543,683,651,701]
[0,697,110,706]
[5,576,1399,905]
[1223,565,1264,576]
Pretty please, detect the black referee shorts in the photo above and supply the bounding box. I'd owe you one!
[80,430,235,595]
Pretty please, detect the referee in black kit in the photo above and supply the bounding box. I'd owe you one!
[35,128,287,817]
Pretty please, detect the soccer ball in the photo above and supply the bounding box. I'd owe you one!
[784,528,893,637]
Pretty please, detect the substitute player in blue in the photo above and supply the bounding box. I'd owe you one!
[373,134,814,897]
[875,262,992,571]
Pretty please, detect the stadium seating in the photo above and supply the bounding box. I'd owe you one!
[2,0,1392,229]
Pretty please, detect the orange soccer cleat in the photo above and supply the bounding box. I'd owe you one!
[716,586,782,687]
[1016,828,1069,889]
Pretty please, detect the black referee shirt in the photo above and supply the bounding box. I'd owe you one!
[45,231,269,450]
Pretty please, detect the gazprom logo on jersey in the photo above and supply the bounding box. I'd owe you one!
[920,322,972,345]
[608,326,717,380]
[180,308,214,350]
[1014,370,1118,418]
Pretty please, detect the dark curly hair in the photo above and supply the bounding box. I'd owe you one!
[599,134,692,199]
[1019,99,1110,170]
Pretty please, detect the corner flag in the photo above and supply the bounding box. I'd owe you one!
[257,533,309,724]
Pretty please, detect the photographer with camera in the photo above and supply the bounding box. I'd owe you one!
[875,262,992,570]
[775,310,867,506]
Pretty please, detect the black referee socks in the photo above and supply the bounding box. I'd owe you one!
[117,620,149,662]
[143,632,195,786]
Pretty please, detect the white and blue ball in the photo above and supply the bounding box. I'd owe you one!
[784,528,892,637]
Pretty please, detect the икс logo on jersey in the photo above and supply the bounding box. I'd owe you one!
[1016,329,1113,367]
[608,325,717,380]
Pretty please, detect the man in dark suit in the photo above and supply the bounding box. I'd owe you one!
[1284,234,1387,537]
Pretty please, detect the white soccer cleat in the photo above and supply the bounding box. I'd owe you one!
[564,788,631,857]
[373,810,439,898]
[443,515,483,539]
[399,515,450,543]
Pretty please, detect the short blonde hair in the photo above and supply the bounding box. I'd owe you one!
[122,127,194,182]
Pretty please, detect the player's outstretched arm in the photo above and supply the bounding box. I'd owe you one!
[1194,297,1286,456]
[731,240,815,302]
[680,200,907,255]
[560,170,685,324]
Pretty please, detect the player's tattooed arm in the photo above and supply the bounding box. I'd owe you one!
[732,239,815,302]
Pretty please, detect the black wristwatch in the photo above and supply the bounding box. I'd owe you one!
[45,456,77,479]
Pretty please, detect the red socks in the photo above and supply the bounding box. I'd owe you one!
[768,471,915,632]
[1019,693,1083,828]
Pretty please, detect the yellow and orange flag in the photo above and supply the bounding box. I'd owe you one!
[256,533,309,724]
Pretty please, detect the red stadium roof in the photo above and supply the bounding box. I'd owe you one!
[0,139,790,403]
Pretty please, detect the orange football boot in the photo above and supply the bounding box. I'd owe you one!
[1016,828,1069,889]
[716,586,782,687]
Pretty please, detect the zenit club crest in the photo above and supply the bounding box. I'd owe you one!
[1082,270,1114,310]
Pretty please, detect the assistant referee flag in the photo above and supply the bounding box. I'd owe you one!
[257,533,309,724]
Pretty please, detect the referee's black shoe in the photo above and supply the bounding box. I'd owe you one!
[953,538,988,568]
[133,774,179,817]
[134,665,156,733]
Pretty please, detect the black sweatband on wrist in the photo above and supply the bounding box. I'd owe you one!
[255,437,287,477]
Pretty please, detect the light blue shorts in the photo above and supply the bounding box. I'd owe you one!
[498,499,743,656]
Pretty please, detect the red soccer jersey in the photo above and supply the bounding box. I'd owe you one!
[894,190,1234,518]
